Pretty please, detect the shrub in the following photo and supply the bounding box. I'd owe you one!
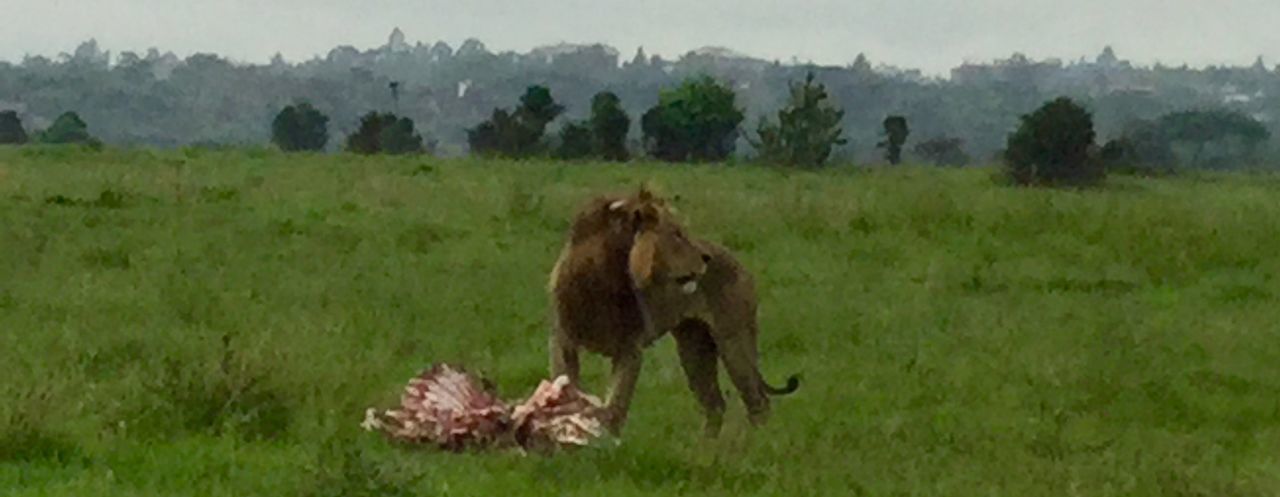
[467,85,564,158]
[556,121,594,160]
[1003,97,1103,186]
[0,110,27,144]
[271,102,329,152]
[750,72,846,167]
[913,136,970,166]
[878,116,910,165]
[641,75,744,162]
[589,91,631,161]
[37,111,101,148]
[346,112,425,155]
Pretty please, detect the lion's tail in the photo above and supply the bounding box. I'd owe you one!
[762,373,800,395]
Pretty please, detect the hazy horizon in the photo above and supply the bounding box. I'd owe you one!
[5,0,1279,76]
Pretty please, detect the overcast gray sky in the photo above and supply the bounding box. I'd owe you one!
[4,0,1279,76]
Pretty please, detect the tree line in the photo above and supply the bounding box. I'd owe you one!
[6,68,1269,194]
[3,36,1279,166]
[1,66,1272,182]
[264,73,936,168]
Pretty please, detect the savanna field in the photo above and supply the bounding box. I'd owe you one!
[2,146,1280,496]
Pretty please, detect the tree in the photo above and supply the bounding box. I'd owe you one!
[0,111,27,144]
[466,109,520,157]
[913,136,970,166]
[750,72,846,167]
[1155,109,1270,168]
[1103,110,1271,172]
[556,121,594,160]
[271,102,329,152]
[641,75,744,162]
[589,91,630,161]
[467,85,564,158]
[516,85,564,130]
[1099,119,1174,175]
[38,111,99,146]
[347,112,388,154]
[378,115,426,154]
[346,112,424,155]
[1003,97,1102,186]
[878,115,909,164]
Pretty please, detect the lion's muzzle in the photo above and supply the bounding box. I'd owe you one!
[675,274,700,294]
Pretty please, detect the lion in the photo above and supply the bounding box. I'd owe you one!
[546,184,799,437]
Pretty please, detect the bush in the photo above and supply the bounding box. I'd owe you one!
[37,112,101,148]
[878,116,910,165]
[345,112,425,155]
[641,75,744,162]
[750,72,846,167]
[556,121,594,160]
[467,85,564,158]
[378,116,427,155]
[271,102,329,152]
[913,136,970,166]
[1003,97,1103,186]
[1101,110,1271,173]
[589,91,630,161]
[0,110,27,144]
[1156,109,1270,169]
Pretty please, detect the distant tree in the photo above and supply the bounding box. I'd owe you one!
[589,91,630,161]
[1156,109,1270,168]
[466,109,520,157]
[38,111,99,147]
[1003,97,1102,186]
[467,85,564,158]
[556,121,594,160]
[750,72,846,167]
[347,112,389,154]
[1098,119,1173,175]
[878,115,910,165]
[378,115,426,154]
[641,75,744,162]
[0,111,27,144]
[271,102,329,152]
[913,136,970,166]
[346,111,424,155]
[516,85,564,130]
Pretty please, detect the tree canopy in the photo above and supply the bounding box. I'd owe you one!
[641,75,744,162]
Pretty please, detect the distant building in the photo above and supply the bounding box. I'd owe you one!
[527,43,620,71]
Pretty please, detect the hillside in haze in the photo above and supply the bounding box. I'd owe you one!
[2,29,1277,164]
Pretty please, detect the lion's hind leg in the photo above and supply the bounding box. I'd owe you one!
[714,329,772,427]
[673,319,726,437]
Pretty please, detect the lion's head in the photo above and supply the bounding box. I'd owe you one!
[563,184,711,295]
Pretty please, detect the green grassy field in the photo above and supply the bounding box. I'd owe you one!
[2,146,1279,496]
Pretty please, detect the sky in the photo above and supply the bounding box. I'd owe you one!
[3,0,1279,76]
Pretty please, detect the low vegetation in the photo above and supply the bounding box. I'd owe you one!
[2,147,1279,496]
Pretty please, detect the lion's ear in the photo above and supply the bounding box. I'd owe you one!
[629,231,657,288]
[633,203,661,232]
[637,182,657,202]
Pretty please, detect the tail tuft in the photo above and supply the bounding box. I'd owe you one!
[763,373,800,395]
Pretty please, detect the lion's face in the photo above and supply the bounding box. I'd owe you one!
[611,190,711,294]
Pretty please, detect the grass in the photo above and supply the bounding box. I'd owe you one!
[1,145,1279,496]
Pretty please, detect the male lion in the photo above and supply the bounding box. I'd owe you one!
[546,185,799,437]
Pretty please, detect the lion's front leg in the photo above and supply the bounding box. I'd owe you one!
[549,330,580,385]
[602,348,643,436]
